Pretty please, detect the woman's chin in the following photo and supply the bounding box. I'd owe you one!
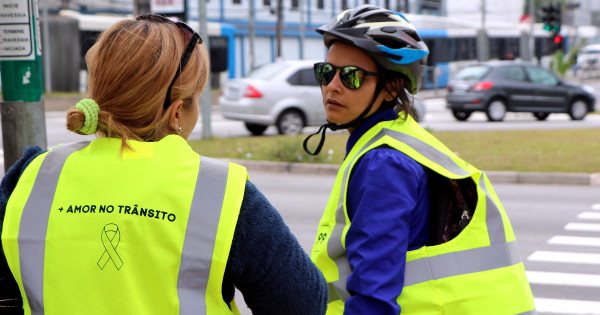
[325,115,345,125]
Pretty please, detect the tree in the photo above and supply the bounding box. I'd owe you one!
[550,38,587,78]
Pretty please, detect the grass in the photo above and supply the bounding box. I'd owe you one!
[189,128,600,174]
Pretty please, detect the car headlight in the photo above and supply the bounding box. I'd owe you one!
[582,85,595,95]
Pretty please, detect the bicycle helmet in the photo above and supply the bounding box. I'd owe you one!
[317,4,429,94]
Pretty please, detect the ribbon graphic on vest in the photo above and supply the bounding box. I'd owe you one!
[97,223,124,270]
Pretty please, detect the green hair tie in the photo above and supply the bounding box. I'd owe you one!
[75,99,100,135]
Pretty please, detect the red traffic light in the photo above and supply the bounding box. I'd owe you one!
[553,35,563,44]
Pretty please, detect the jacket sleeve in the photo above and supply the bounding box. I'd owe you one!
[344,147,430,315]
[0,146,45,309]
[224,180,327,315]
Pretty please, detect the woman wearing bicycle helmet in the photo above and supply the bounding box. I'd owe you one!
[308,5,535,314]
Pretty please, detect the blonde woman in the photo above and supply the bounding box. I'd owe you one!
[0,14,326,314]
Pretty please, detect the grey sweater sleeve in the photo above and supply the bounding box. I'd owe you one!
[223,181,327,315]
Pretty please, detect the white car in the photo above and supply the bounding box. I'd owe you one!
[577,44,600,73]
[219,59,426,135]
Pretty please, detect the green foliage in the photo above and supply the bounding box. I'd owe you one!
[189,133,348,164]
[551,38,587,77]
[188,128,600,173]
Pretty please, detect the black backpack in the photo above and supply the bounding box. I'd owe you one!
[427,170,478,246]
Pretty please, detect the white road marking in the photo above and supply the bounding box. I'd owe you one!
[528,271,600,287]
[528,251,600,265]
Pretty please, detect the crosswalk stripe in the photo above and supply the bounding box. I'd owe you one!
[565,223,600,232]
[578,212,600,220]
[535,298,600,314]
[593,204,600,211]
[527,271,600,287]
[528,251,600,265]
[548,235,600,247]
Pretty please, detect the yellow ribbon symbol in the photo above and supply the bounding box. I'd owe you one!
[97,223,123,270]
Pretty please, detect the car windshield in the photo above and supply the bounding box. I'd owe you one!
[246,62,289,80]
[454,66,490,80]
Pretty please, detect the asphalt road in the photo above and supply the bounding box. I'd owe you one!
[239,170,600,315]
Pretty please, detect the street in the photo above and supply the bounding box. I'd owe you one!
[242,170,600,315]
[2,92,600,314]
[39,97,600,151]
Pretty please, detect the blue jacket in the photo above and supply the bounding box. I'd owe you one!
[344,109,430,314]
[0,145,327,315]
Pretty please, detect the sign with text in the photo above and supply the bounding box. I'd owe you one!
[0,0,34,60]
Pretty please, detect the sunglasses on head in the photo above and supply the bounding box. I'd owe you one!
[136,14,203,109]
[314,62,378,90]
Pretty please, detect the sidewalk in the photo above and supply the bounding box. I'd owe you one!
[225,159,600,186]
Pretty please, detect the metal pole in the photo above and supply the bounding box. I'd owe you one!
[529,0,535,62]
[249,0,256,70]
[198,0,212,138]
[134,0,151,15]
[299,0,304,59]
[276,0,283,58]
[41,0,51,92]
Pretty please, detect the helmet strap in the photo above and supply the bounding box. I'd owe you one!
[303,80,384,155]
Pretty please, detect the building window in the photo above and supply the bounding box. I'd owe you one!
[291,0,298,9]
[233,0,241,4]
[364,0,370,4]
[317,0,324,9]
[263,0,270,6]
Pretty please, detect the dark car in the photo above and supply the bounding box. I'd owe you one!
[445,61,596,121]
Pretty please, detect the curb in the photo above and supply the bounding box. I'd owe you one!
[226,159,600,186]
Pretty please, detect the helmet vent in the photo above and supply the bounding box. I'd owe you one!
[371,35,406,49]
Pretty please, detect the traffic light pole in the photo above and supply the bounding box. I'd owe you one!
[540,1,563,53]
[0,0,47,172]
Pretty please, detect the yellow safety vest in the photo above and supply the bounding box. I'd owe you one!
[1,135,247,315]
[311,114,536,314]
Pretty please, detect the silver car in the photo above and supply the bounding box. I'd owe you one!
[219,60,325,135]
[220,59,426,135]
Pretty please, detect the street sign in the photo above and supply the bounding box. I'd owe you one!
[0,0,43,102]
[0,0,37,61]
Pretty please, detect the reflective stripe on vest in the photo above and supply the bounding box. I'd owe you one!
[19,142,90,313]
[325,127,521,302]
[17,143,232,314]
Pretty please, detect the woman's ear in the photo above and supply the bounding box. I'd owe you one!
[384,84,398,101]
[384,77,404,101]
[167,99,185,133]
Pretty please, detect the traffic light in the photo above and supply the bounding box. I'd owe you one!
[552,34,564,52]
[541,2,562,34]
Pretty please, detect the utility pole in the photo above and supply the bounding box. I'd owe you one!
[299,0,304,59]
[276,0,283,58]
[0,0,47,171]
[134,0,151,15]
[529,0,535,61]
[476,0,490,61]
[249,0,256,70]
[198,0,212,138]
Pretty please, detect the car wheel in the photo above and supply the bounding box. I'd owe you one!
[276,109,305,135]
[452,110,472,121]
[568,99,588,120]
[533,112,550,121]
[244,122,268,136]
[486,99,507,122]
